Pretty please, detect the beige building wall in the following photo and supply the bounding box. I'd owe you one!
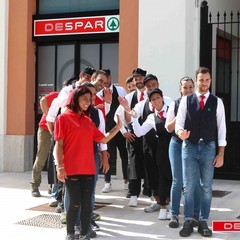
[2,0,36,172]
[118,0,139,88]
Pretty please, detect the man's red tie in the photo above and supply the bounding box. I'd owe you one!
[158,110,165,120]
[140,91,144,101]
[200,95,205,110]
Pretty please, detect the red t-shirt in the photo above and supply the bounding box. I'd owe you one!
[54,110,105,176]
[39,91,59,131]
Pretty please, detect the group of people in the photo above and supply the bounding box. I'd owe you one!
[30,66,227,239]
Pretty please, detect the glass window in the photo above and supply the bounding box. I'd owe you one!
[39,0,119,14]
[102,43,119,84]
[57,45,75,90]
[80,44,100,72]
[38,45,55,114]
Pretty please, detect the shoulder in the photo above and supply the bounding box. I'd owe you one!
[163,95,173,106]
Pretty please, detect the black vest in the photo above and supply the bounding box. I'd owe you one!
[185,93,218,144]
[142,100,158,151]
[105,85,119,132]
[89,106,100,152]
[127,91,141,132]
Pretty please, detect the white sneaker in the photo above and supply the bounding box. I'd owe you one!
[48,199,58,207]
[144,202,161,213]
[102,183,112,193]
[158,208,167,220]
[123,182,128,190]
[128,196,138,207]
[167,210,172,220]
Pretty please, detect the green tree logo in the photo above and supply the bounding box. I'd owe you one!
[107,17,119,31]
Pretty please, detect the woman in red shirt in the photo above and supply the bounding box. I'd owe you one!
[54,86,121,240]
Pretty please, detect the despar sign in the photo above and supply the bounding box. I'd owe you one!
[212,221,240,232]
[34,15,120,36]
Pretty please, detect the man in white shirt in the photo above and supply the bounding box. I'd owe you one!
[97,69,128,193]
[175,67,227,238]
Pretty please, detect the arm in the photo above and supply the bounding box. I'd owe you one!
[47,121,54,134]
[55,139,67,183]
[132,114,155,137]
[98,109,107,151]
[100,150,110,173]
[165,101,176,133]
[100,115,122,144]
[175,96,190,140]
[213,98,227,168]
[40,97,49,115]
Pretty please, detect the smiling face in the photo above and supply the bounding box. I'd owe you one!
[180,80,195,96]
[133,74,145,90]
[150,93,163,111]
[78,93,92,112]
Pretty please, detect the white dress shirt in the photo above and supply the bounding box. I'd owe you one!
[132,104,168,137]
[133,95,173,119]
[175,90,227,146]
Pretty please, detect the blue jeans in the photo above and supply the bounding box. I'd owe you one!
[169,138,201,217]
[169,138,183,216]
[182,140,216,221]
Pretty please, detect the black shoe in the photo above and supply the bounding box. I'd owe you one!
[169,215,179,228]
[91,219,100,231]
[179,220,193,237]
[31,186,41,197]
[192,218,199,227]
[86,228,96,238]
[126,191,131,198]
[198,221,212,237]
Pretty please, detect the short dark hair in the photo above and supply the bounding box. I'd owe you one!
[125,76,134,84]
[69,86,92,114]
[148,88,163,101]
[195,67,211,78]
[81,82,95,89]
[94,70,109,79]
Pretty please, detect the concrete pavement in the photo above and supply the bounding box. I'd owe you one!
[0,171,239,240]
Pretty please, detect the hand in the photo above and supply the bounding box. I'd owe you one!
[103,88,112,103]
[118,96,131,112]
[123,131,136,142]
[56,168,67,183]
[100,151,110,174]
[129,109,138,118]
[178,129,190,140]
[213,154,224,168]
[95,103,104,109]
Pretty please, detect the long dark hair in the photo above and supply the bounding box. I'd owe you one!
[69,86,92,115]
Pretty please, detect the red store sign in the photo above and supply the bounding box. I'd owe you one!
[33,15,120,37]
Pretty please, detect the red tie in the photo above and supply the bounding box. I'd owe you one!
[199,95,205,110]
[140,91,144,101]
[158,110,165,120]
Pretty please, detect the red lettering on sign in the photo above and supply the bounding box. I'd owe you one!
[212,221,240,232]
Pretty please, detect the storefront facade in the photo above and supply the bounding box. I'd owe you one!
[1,0,240,180]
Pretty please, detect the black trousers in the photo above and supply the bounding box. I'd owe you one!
[105,132,128,182]
[65,175,94,235]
